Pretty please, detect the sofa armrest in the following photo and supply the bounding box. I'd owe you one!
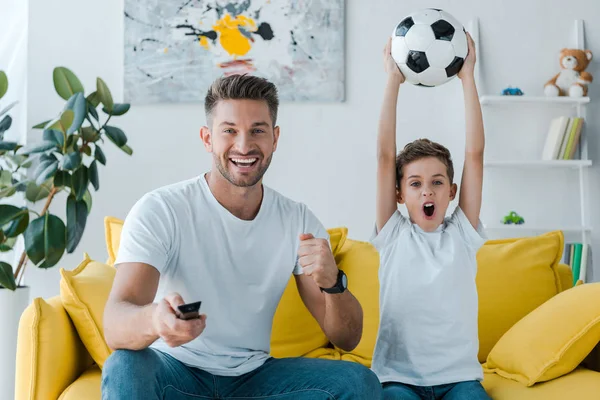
[16,296,94,400]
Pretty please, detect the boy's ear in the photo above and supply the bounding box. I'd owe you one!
[450,183,458,200]
[396,188,405,204]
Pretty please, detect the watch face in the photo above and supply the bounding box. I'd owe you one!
[341,274,348,289]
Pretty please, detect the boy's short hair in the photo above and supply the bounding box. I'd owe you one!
[395,138,454,189]
[204,74,279,126]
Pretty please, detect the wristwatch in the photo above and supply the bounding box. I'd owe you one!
[320,270,348,294]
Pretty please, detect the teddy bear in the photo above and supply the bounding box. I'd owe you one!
[544,49,593,97]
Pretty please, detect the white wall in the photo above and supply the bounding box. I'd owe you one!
[26,0,600,300]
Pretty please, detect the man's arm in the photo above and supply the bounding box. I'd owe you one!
[296,234,363,351]
[377,38,406,232]
[104,262,206,350]
[457,33,485,229]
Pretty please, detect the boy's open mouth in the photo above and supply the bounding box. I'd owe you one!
[423,202,435,217]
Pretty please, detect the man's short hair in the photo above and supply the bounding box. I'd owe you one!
[204,74,279,126]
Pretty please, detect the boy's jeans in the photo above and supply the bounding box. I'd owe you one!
[102,348,382,399]
[383,380,491,400]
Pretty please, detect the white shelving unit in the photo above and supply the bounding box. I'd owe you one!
[471,19,592,265]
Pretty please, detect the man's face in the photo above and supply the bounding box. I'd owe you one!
[398,157,457,232]
[201,99,279,187]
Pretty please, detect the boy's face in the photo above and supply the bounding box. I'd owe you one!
[201,99,280,188]
[397,157,457,232]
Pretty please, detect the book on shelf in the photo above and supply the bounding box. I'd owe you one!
[541,116,585,160]
[561,242,590,286]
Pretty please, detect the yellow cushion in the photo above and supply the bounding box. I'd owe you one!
[58,365,101,400]
[270,227,347,358]
[476,230,564,362]
[104,216,123,266]
[557,263,574,293]
[483,282,600,386]
[15,296,94,400]
[482,368,600,400]
[60,254,116,368]
[333,238,380,367]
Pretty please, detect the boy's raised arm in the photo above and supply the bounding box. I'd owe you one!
[457,33,485,229]
[376,38,405,232]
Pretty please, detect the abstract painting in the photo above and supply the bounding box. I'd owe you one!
[124,0,345,103]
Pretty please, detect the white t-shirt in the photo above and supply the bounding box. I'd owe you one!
[370,206,486,386]
[115,174,328,376]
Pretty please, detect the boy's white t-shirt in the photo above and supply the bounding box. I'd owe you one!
[370,206,486,386]
[115,174,328,376]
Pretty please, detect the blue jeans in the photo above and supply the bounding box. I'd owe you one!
[383,381,491,400]
[102,348,383,399]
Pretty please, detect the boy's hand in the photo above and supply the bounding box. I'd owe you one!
[384,37,405,83]
[458,32,476,81]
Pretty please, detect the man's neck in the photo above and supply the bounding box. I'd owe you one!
[205,171,264,221]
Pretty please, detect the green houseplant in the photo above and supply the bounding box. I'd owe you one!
[0,67,133,290]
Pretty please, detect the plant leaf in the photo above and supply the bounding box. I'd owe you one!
[94,145,106,165]
[89,160,99,191]
[61,152,81,171]
[96,78,113,113]
[66,194,88,253]
[119,144,133,155]
[53,67,84,101]
[0,115,12,134]
[18,140,57,155]
[0,170,11,186]
[0,141,18,151]
[0,186,16,198]
[35,160,58,186]
[0,261,16,290]
[24,213,66,269]
[72,166,89,201]
[0,204,25,227]
[60,109,74,134]
[53,170,70,188]
[87,91,101,108]
[26,180,52,203]
[103,126,127,147]
[0,71,8,100]
[103,103,130,116]
[0,237,17,252]
[83,189,92,213]
[0,100,18,118]
[32,119,51,129]
[63,92,86,135]
[81,126,99,142]
[88,103,99,121]
[43,129,65,148]
[4,207,29,238]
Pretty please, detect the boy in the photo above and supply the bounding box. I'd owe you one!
[371,34,491,400]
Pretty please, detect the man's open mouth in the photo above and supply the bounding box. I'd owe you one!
[423,202,435,217]
[230,157,258,167]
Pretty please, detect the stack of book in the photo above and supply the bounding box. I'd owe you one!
[561,242,589,286]
[541,116,585,160]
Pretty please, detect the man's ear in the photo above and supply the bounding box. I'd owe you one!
[450,183,458,200]
[200,126,212,152]
[273,125,280,152]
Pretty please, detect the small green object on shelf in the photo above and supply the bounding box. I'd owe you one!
[502,211,525,225]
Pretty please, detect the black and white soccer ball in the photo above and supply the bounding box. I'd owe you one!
[391,9,468,87]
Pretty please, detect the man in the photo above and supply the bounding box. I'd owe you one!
[102,74,382,399]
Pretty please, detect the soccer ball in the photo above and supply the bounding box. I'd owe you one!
[391,8,468,87]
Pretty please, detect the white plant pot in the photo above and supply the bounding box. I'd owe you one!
[0,286,30,400]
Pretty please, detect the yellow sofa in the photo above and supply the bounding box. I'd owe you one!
[15,218,600,399]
